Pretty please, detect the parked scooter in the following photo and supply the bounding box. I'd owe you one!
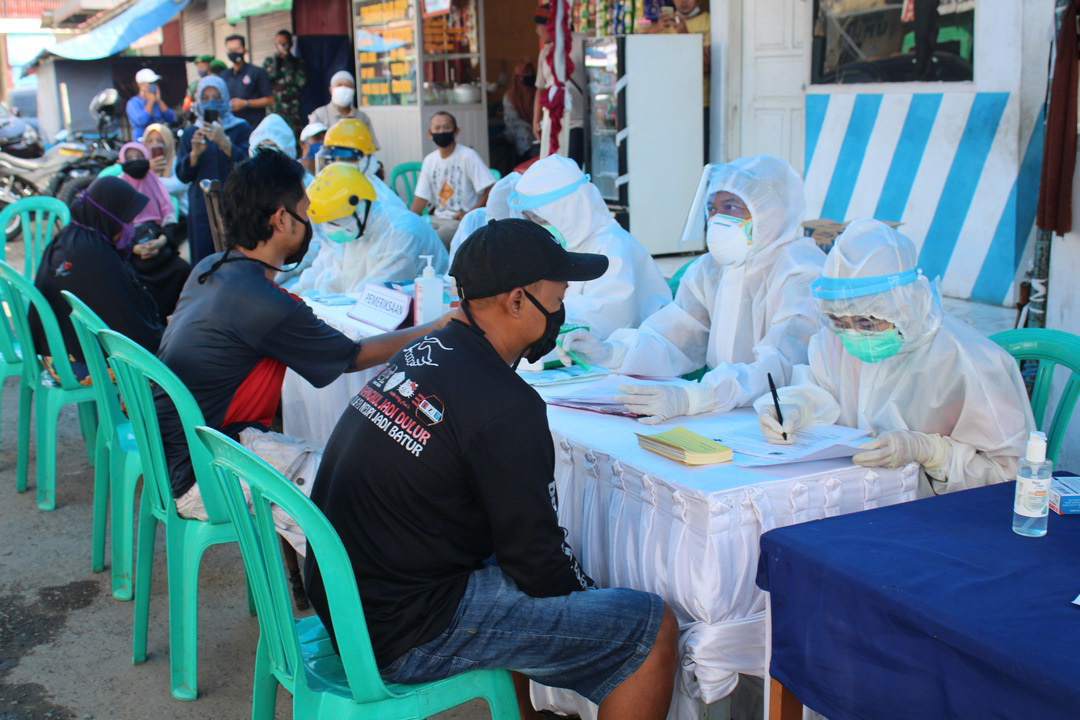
[0,89,122,240]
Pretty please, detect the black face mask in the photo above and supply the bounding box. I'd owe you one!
[522,74,537,87]
[520,289,565,366]
[432,131,455,148]
[284,206,313,266]
[121,159,150,179]
[228,51,245,65]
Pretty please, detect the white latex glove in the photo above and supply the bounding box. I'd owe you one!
[757,403,806,445]
[852,430,949,471]
[616,384,692,425]
[557,328,616,367]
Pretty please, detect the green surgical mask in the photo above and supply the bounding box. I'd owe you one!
[835,328,904,363]
[328,228,354,244]
[542,224,567,248]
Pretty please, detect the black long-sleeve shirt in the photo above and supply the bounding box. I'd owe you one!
[304,319,592,666]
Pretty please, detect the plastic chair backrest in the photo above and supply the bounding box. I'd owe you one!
[990,327,1080,464]
[0,260,81,389]
[195,426,393,705]
[97,329,231,524]
[389,161,423,205]
[0,197,71,278]
[490,168,502,181]
[96,164,123,179]
[60,291,127,434]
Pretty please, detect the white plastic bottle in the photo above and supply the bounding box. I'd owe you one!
[1013,431,1053,537]
[414,255,443,325]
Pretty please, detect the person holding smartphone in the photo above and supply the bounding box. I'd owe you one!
[176,75,251,265]
[127,68,176,143]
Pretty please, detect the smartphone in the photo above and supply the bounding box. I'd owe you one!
[203,108,219,124]
[147,83,158,95]
[660,6,674,15]
[149,145,165,159]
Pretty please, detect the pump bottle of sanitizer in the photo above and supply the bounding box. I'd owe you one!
[414,255,443,325]
[1013,431,1052,537]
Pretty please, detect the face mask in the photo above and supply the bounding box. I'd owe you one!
[520,289,566,365]
[122,159,150,179]
[834,328,905,363]
[227,51,245,65]
[331,86,355,107]
[706,213,754,266]
[284,207,313,266]
[306,141,323,159]
[327,212,363,244]
[197,69,208,78]
[541,224,567,248]
[432,131,455,148]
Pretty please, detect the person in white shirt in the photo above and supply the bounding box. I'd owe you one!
[410,111,496,247]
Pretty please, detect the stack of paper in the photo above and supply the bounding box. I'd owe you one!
[542,375,656,416]
[520,365,610,387]
[636,426,733,465]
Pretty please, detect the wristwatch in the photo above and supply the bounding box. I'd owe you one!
[244,99,249,109]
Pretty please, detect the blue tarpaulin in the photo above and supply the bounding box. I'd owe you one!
[45,0,191,61]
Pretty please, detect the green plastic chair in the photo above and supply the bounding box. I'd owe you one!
[194,425,518,720]
[0,196,71,279]
[388,161,423,206]
[0,273,26,455]
[98,328,250,701]
[990,328,1080,464]
[490,168,502,181]
[667,258,697,296]
[62,291,142,600]
[96,163,123,179]
[0,261,97,510]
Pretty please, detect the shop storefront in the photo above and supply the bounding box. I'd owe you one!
[717,0,1053,306]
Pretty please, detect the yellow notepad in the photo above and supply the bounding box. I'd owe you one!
[636,426,732,466]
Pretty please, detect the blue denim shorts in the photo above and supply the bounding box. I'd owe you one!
[379,564,664,704]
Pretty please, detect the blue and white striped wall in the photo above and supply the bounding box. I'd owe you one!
[804,91,1043,306]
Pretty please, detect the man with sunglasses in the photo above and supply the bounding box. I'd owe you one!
[756,218,1034,496]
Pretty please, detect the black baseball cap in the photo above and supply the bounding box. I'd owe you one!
[450,218,609,300]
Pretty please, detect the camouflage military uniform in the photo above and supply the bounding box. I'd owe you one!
[263,54,308,136]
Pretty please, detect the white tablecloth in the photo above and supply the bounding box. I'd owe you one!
[528,400,919,720]
[281,296,382,447]
[280,301,919,719]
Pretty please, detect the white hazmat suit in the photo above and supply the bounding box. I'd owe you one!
[754,218,1034,495]
[248,114,328,289]
[563,155,825,422]
[510,154,670,339]
[448,171,522,265]
[292,199,448,295]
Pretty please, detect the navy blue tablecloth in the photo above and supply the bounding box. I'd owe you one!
[757,482,1080,720]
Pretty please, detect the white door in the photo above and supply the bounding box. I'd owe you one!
[737,0,812,170]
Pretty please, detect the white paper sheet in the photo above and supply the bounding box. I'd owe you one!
[709,417,869,465]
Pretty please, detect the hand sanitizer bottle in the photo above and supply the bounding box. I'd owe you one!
[1013,431,1052,537]
[414,255,442,325]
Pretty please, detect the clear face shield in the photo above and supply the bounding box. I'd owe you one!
[315,145,372,174]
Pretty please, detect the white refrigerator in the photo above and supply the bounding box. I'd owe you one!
[585,33,705,255]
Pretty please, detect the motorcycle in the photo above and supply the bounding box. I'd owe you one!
[0,89,122,240]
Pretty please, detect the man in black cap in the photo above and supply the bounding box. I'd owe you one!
[305,219,678,720]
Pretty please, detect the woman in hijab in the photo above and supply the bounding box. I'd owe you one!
[143,122,188,217]
[31,176,164,384]
[503,62,537,164]
[118,141,192,320]
[176,75,251,265]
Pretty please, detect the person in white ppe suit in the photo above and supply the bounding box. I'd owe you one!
[248,113,327,288]
[292,162,448,295]
[755,218,1034,495]
[561,155,825,423]
[448,171,522,265]
[510,154,670,340]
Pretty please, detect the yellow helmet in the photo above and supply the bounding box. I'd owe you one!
[306,162,377,224]
[323,118,377,155]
